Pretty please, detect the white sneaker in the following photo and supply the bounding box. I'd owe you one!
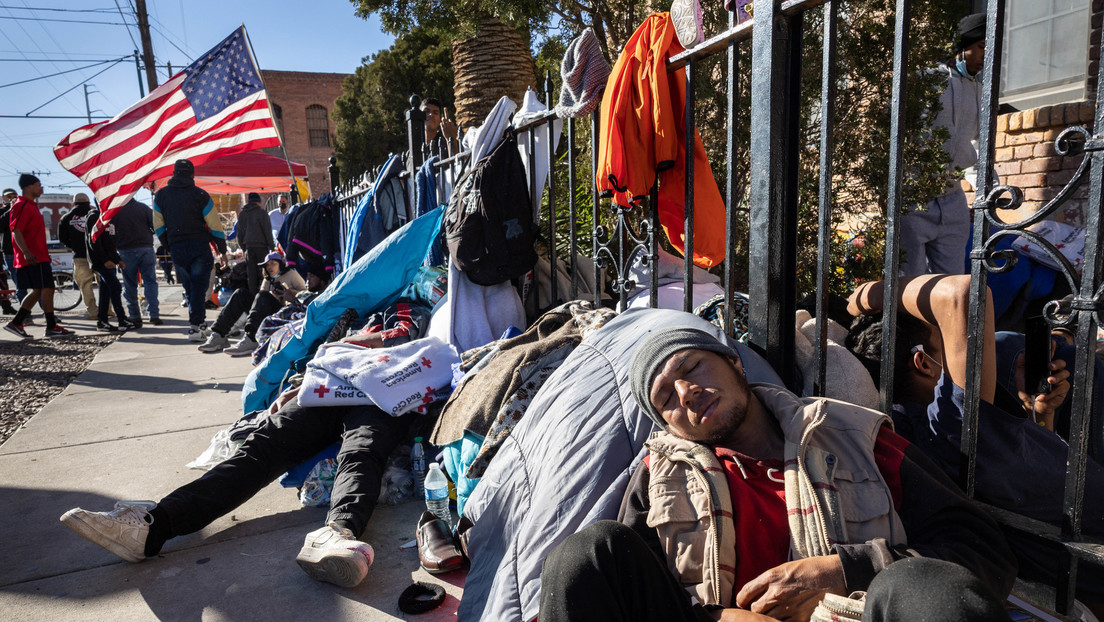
[187,325,208,342]
[224,335,258,357]
[295,523,373,587]
[197,332,230,352]
[60,502,154,563]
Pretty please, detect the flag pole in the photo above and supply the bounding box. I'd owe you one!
[241,24,302,203]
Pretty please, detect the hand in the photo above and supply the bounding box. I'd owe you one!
[25,251,37,265]
[104,261,116,269]
[340,331,384,348]
[735,556,846,622]
[118,261,126,270]
[1017,356,1071,431]
[268,386,300,415]
[712,609,779,621]
[441,107,458,140]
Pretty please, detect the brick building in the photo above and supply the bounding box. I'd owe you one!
[261,70,351,198]
[981,0,1103,227]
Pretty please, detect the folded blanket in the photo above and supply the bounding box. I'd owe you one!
[299,336,459,416]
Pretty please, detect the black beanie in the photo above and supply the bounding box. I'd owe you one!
[18,173,40,189]
[173,159,195,179]
[629,327,742,429]
[956,13,986,53]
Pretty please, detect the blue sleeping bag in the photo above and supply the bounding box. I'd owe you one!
[242,206,444,413]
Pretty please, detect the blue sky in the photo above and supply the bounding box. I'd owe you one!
[0,0,394,200]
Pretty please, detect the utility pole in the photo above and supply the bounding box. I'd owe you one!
[83,84,91,124]
[134,0,158,92]
[133,50,145,97]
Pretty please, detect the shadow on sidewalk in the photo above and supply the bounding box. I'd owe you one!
[69,369,244,395]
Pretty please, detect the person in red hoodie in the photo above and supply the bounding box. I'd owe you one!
[4,174,73,338]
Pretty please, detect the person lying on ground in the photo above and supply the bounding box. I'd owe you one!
[539,327,1017,622]
[60,382,413,589]
[198,251,307,356]
[846,274,1104,613]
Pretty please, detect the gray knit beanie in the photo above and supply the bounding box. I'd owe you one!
[629,327,742,428]
[555,28,611,119]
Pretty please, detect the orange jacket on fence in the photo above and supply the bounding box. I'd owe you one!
[596,12,727,269]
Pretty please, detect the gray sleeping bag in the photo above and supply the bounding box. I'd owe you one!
[458,307,785,621]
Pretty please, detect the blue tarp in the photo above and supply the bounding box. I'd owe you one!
[242,206,445,413]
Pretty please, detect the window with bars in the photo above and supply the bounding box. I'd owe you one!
[306,104,330,148]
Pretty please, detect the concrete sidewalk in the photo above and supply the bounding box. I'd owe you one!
[0,284,464,621]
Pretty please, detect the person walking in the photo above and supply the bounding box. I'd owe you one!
[112,197,161,327]
[235,192,274,295]
[0,187,25,314]
[268,195,289,243]
[153,159,227,341]
[57,193,99,319]
[85,206,134,332]
[4,174,74,338]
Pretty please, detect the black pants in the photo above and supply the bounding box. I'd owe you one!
[210,287,255,337]
[538,521,1010,622]
[244,247,267,294]
[156,402,413,541]
[94,265,127,323]
[243,290,282,340]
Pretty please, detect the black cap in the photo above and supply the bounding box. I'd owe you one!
[18,173,40,189]
[247,192,261,203]
[173,159,195,178]
[957,13,986,53]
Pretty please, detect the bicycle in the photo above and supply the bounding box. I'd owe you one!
[52,271,82,312]
[0,269,82,312]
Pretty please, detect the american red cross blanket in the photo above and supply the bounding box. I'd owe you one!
[298,337,459,415]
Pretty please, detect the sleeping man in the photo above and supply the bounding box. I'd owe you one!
[539,327,1017,622]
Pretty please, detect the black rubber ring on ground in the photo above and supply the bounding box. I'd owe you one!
[398,581,446,614]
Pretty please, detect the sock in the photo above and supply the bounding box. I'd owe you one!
[12,307,30,324]
[45,312,56,329]
[332,518,359,537]
[144,505,173,557]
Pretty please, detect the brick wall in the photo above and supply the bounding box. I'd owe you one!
[993,102,1095,226]
[261,70,351,196]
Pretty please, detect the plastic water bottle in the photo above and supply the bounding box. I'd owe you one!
[424,463,452,530]
[410,437,427,498]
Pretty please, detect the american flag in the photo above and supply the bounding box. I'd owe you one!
[54,26,281,240]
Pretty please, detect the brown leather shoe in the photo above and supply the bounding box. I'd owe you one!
[416,511,464,574]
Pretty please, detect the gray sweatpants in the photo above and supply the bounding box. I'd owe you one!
[899,186,970,276]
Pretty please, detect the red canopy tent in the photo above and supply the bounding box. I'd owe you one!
[148,150,308,194]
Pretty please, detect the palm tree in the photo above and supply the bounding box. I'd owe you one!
[451,19,536,131]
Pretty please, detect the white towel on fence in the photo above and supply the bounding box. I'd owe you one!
[298,337,459,416]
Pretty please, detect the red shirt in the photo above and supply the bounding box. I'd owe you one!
[9,197,48,268]
[714,447,790,592]
[715,427,908,599]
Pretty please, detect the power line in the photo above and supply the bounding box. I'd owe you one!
[113,0,138,49]
[0,5,115,12]
[0,57,121,62]
[24,60,124,116]
[0,15,128,25]
[0,58,126,89]
[149,22,192,61]
[0,115,110,119]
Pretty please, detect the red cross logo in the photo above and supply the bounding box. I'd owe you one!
[313,385,330,398]
[377,355,390,363]
[422,387,434,404]
[421,357,432,368]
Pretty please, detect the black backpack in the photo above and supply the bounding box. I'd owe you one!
[444,129,537,286]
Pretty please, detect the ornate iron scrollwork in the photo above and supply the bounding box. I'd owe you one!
[593,202,655,302]
[975,124,1095,327]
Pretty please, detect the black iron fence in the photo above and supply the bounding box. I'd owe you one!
[327,0,1100,612]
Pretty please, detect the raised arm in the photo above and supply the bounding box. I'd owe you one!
[848,274,995,403]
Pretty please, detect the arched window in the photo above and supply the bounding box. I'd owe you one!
[306,105,330,148]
